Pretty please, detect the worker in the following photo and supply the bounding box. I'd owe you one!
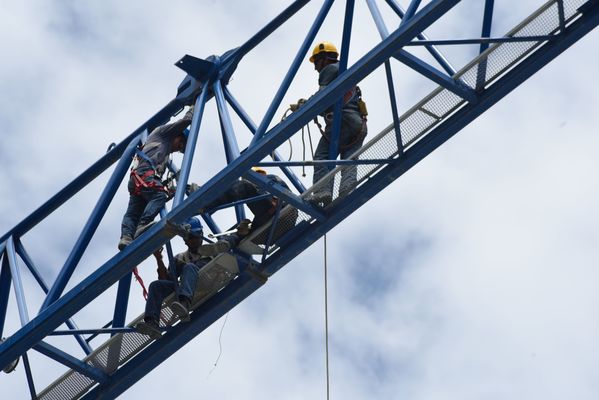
[295,41,368,206]
[118,105,194,250]
[195,167,298,255]
[135,217,209,340]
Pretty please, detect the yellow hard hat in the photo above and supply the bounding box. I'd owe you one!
[309,41,339,63]
[251,166,266,175]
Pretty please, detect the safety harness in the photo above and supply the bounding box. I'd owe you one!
[130,146,172,196]
[314,86,368,151]
[313,85,368,152]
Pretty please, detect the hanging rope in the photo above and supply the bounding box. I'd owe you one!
[323,234,330,400]
[208,312,229,377]
[301,123,316,177]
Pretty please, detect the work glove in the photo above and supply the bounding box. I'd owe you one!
[289,98,307,112]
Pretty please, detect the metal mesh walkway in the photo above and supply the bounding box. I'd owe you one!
[37,254,238,400]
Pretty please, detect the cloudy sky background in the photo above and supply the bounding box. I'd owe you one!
[1,0,598,399]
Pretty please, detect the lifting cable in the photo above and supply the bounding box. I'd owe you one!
[323,234,330,400]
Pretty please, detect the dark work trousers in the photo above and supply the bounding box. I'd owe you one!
[144,263,200,321]
[120,174,168,239]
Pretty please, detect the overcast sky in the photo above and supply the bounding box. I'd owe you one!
[1,1,598,399]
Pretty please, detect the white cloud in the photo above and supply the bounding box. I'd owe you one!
[1,1,598,399]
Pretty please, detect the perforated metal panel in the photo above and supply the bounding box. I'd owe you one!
[244,0,587,261]
[37,254,239,400]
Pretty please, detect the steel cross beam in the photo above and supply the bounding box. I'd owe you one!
[82,2,598,394]
[0,0,464,375]
[1,1,595,398]
[16,1,463,396]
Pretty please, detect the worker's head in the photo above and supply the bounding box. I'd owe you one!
[171,129,189,154]
[310,41,338,72]
[251,166,267,175]
[183,216,203,248]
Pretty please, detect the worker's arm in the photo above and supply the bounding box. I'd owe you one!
[153,248,171,280]
[150,105,195,139]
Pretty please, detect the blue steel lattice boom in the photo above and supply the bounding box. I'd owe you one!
[0,0,597,398]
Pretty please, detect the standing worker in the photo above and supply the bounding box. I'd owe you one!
[297,41,368,206]
[118,106,194,250]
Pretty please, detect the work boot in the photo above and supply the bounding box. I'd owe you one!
[135,317,162,340]
[1,338,19,373]
[117,235,133,251]
[198,240,231,257]
[134,221,156,238]
[171,296,192,322]
[236,219,252,236]
[305,192,332,208]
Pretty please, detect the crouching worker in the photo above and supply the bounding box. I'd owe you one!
[135,217,209,340]
[118,105,195,250]
[197,167,298,256]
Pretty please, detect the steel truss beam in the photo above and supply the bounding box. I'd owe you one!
[0,0,596,398]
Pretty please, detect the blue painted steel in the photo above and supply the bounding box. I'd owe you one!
[480,0,495,53]
[0,0,475,374]
[4,0,596,396]
[384,0,456,75]
[364,0,403,151]
[231,0,311,61]
[404,35,557,46]
[262,1,599,281]
[256,159,394,167]
[208,194,272,213]
[0,218,179,370]
[62,1,599,392]
[33,341,108,384]
[557,0,566,32]
[49,328,137,336]
[223,86,307,193]
[385,62,403,153]
[220,0,311,84]
[0,251,11,338]
[15,240,93,355]
[174,55,216,81]
[214,80,246,221]
[84,320,113,344]
[394,50,477,102]
[112,272,132,332]
[244,171,326,221]
[6,237,29,326]
[162,0,463,229]
[401,0,423,25]
[22,353,37,398]
[41,137,140,311]
[0,101,183,244]
[80,274,262,399]
[328,0,355,164]
[201,212,221,236]
[173,88,209,207]
[477,0,495,90]
[366,0,474,102]
[249,0,335,147]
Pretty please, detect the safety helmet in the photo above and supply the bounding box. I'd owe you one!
[184,217,203,237]
[251,166,266,175]
[182,128,190,139]
[309,41,339,63]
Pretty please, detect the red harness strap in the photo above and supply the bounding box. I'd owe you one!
[130,169,169,196]
[132,266,148,300]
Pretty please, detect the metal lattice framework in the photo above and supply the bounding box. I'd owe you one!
[1,0,597,398]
